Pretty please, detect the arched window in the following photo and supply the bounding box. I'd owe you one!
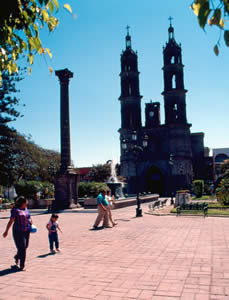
[172,74,176,89]
[171,56,175,64]
[129,84,132,96]
[215,154,229,163]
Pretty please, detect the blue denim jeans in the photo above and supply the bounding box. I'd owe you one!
[48,232,59,250]
[13,230,30,268]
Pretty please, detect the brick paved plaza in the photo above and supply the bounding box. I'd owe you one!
[1,203,229,300]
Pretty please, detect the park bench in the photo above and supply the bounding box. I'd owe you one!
[149,200,161,211]
[176,202,208,217]
[160,199,168,207]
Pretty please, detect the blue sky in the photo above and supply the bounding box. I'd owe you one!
[14,0,229,167]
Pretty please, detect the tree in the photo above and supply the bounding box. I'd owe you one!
[11,133,61,183]
[0,69,23,186]
[190,0,229,55]
[0,130,61,186]
[78,182,109,198]
[0,0,72,80]
[192,179,204,198]
[220,159,229,178]
[216,178,229,205]
[90,164,111,183]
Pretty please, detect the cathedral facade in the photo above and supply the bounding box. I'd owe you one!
[119,24,207,196]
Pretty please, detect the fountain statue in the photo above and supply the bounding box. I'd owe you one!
[106,160,124,199]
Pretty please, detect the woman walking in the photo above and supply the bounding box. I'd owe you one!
[105,191,117,227]
[3,197,32,271]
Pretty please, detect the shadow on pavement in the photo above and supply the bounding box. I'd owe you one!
[37,253,53,258]
[115,219,131,222]
[0,265,20,276]
[89,226,105,231]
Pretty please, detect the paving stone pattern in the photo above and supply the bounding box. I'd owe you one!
[1,203,229,299]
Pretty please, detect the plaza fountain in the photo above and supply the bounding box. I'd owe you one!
[106,160,124,199]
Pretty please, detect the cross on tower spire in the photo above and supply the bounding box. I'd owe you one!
[168,16,173,26]
[168,17,175,40]
[125,25,131,49]
[126,25,130,35]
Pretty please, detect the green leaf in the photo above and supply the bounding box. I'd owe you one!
[29,53,34,65]
[46,48,52,58]
[191,2,201,16]
[29,37,42,52]
[48,66,53,74]
[198,2,211,29]
[214,45,219,56]
[219,18,224,29]
[12,62,18,73]
[213,8,221,24]
[223,0,229,13]
[52,0,59,10]
[224,30,229,47]
[32,24,39,37]
[42,9,49,22]
[63,4,72,13]
[48,0,54,13]
[48,16,59,31]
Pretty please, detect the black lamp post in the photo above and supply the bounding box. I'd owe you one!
[130,145,144,217]
[169,154,174,205]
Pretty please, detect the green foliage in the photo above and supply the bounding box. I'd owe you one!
[15,180,54,199]
[216,178,229,205]
[190,0,229,54]
[0,0,73,80]
[41,181,54,198]
[0,69,24,186]
[11,133,60,182]
[78,182,109,198]
[192,180,204,198]
[90,164,111,182]
[192,195,210,200]
[220,159,229,179]
[15,180,42,198]
[0,130,60,187]
[171,207,229,215]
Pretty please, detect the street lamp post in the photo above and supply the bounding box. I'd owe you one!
[131,145,144,217]
[169,154,174,205]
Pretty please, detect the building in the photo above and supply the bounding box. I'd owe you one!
[213,148,229,183]
[119,23,212,196]
[76,167,93,182]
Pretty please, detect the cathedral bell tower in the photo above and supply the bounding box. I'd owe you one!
[119,26,142,129]
[162,19,188,125]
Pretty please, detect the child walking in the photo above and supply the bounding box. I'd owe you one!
[46,214,62,254]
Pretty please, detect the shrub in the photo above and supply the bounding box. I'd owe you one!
[78,182,109,198]
[192,180,204,198]
[15,180,54,199]
[216,178,229,206]
[41,182,54,198]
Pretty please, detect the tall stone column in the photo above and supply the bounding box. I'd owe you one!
[54,68,78,210]
[55,68,73,173]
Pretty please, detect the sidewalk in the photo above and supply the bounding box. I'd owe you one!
[1,202,229,299]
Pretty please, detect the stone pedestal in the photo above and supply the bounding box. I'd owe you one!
[54,169,78,211]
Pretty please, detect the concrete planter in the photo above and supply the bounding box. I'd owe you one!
[175,192,191,208]
[83,195,159,209]
[84,198,97,209]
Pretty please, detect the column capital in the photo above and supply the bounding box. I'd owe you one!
[55,68,74,83]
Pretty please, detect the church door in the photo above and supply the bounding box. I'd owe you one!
[146,166,163,195]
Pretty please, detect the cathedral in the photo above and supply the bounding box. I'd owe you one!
[119,23,210,196]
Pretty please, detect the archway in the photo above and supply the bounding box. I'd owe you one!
[146,166,163,195]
